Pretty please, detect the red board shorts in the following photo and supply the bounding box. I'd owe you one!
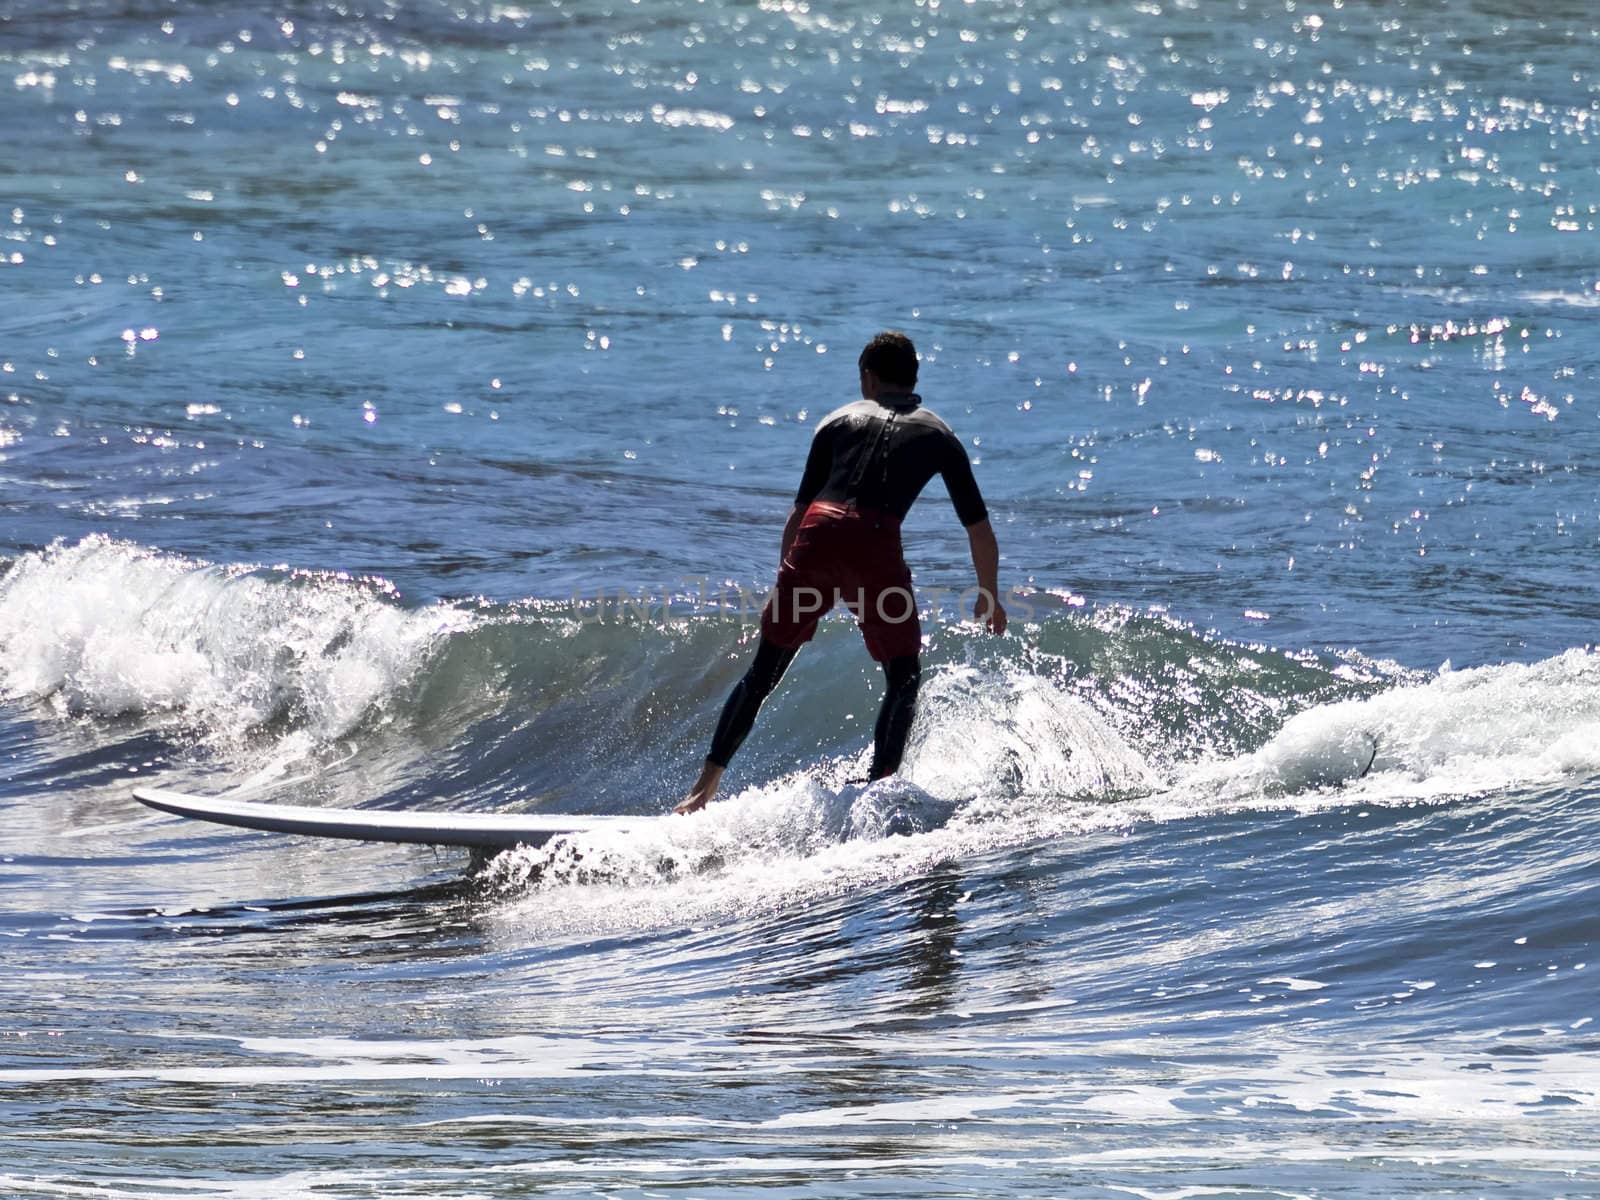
[759,501,921,662]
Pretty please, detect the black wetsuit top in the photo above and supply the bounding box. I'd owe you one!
[793,394,989,527]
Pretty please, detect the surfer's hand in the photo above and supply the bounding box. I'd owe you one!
[674,794,708,816]
[975,590,1007,636]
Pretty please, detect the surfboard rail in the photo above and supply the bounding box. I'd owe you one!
[132,787,638,850]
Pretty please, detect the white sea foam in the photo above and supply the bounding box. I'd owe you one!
[0,536,470,744]
[1196,647,1600,806]
[481,664,1168,934]
[903,662,1161,805]
[2,1036,1592,1129]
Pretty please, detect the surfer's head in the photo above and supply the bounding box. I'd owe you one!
[859,331,918,390]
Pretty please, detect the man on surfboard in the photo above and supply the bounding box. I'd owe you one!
[677,331,1005,814]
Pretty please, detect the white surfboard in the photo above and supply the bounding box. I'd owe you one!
[132,787,640,850]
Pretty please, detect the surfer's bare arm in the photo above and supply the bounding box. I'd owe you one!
[966,517,1006,635]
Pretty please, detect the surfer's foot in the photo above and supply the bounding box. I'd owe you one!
[675,760,723,815]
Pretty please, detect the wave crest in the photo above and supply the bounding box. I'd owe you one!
[0,536,471,743]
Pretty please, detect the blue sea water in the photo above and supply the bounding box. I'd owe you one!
[3,0,1599,1195]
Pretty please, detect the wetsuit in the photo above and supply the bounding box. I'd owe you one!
[708,392,989,779]
[790,395,989,531]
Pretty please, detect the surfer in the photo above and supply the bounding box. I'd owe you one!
[676,331,1005,814]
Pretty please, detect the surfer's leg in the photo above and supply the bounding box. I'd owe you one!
[868,654,921,780]
[677,637,800,813]
[709,637,800,766]
[680,514,834,815]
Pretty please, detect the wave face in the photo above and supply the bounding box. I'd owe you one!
[0,536,1380,805]
[5,537,1596,878]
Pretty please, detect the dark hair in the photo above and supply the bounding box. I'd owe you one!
[858,331,918,387]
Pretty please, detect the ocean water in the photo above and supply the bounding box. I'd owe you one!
[3,0,1599,1195]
